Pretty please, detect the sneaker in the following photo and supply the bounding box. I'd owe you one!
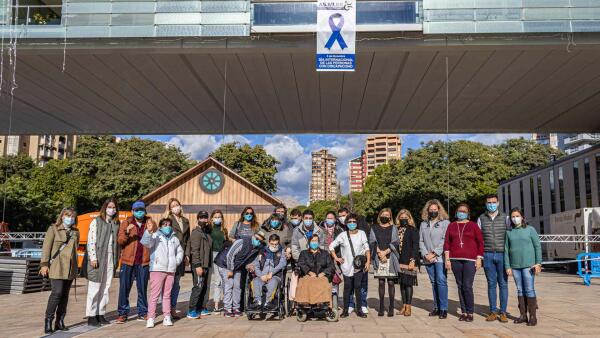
[170,310,181,320]
[186,310,200,319]
[224,311,234,318]
[146,318,154,328]
[200,309,211,316]
[115,315,127,324]
[233,310,243,317]
[213,306,224,313]
[137,315,148,321]
[361,306,369,314]
[348,306,354,314]
[163,316,173,326]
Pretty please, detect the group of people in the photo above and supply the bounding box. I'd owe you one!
[39,193,542,334]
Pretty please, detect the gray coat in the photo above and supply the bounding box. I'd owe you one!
[369,226,401,274]
[87,216,120,282]
[419,219,450,264]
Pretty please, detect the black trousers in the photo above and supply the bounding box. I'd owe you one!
[343,271,365,311]
[45,279,73,319]
[189,268,210,312]
[400,283,413,305]
[451,260,476,314]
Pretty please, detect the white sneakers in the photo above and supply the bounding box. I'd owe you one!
[146,316,173,328]
[348,307,354,314]
[361,306,369,314]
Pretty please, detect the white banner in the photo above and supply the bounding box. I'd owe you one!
[316,0,356,71]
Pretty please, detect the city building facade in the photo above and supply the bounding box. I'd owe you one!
[365,135,402,176]
[309,149,338,203]
[349,151,366,193]
[0,135,78,166]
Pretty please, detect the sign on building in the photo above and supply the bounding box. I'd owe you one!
[316,0,356,71]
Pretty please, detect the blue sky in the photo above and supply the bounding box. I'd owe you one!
[132,133,530,206]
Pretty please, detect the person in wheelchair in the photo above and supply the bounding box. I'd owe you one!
[295,234,335,309]
[247,234,287,312]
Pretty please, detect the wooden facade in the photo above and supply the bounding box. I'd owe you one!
[142,157,283,232]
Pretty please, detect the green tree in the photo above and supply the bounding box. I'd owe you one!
[211,142,279,194]
[0,154,35,184]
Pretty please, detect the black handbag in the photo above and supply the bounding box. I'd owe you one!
[347,230,367,271]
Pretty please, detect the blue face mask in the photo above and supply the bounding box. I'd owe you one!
[291,219,301,226]
[309,242,320,250]
[347,222,358,231]
[212,218,222,226]
[251,238,262,247]
[160,226,173,237]
[63,216,74,227]
[325,219,335,226]
[133,210,146,220]
[244,214,254,222]
[303,220,313,227]
[456,212,469,221]
[270,220,281,228]
[486,203,498,213]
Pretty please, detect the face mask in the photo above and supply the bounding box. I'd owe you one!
[303,220,313,227]
[106,208,116,217]
[309,242,319,250]
[486,203,498,213]
[347,222,358,231]
[212,218,222,226]
[171,206,182,215]
[291,219,301,226]
[399,219,409,227]
[380,216,391,224]
[270,220,281,228]
[251,238,262,247]
[160,226,173,237]
[512,216,523,226]
[133,210,146,220]
[244,214,254,222]
[268,244,279,252]
[456,212,469,221]
[325,219,335,226]
[428,211,439,220]
[63,216,74,227]
[338,216,346,224]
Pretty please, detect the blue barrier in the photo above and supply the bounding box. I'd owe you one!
[577,253,600,286]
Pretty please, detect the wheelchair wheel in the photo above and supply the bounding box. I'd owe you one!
[297,309,308,322]
[325,308,339,322]
[247,313,256,320]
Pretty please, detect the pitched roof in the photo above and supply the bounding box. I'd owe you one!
[142,156,283,206]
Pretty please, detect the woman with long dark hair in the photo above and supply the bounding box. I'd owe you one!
[85,198,120,326]
[207,209,229,312]
[40,207,81,334]
[229,206,259,240]
[395,209,419,317]
[164,197,190,318]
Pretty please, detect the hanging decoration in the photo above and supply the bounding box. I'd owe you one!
[316,0,356,71]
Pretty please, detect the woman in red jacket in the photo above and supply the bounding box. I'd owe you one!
[444,203,484,322]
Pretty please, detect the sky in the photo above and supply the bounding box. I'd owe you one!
[135,133,530,206]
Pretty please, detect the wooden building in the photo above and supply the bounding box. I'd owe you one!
[142,157,283,232]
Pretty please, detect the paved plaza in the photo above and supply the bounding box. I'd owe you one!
[2,270,599,338]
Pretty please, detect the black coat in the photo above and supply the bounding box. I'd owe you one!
[297,249,335,282]
[398,226,419,265]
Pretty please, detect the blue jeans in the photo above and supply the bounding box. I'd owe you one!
[483,252,509,313]
[425,262,448,311]
[512,268,536,298]
[348,271,368,309]
[118,264,149,316]
[170,274,181,309]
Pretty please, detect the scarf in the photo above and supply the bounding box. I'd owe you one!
[398,226,407,253]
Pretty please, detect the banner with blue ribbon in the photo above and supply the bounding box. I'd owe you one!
[324,14,348,50]
[316,0,356,71]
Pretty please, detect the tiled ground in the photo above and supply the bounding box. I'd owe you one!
[2,270,600,338]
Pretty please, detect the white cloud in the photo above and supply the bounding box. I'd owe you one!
[167,135,250,160]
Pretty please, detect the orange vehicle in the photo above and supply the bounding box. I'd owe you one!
[76,211,132,268]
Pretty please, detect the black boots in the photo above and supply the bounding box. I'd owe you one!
[88,316,100,327]
[55,314,68,331]
[44,317,54,334]
[514,296,528,324]
[527,297,538,326]
[97,315,110,325]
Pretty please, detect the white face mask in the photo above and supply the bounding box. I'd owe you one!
[268,245,279,252]
[338,216,346,224]
[512,216,523,226]
[106,207,116,217]
[171,206,182,215]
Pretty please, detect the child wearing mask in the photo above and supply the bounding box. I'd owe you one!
[141,218,184,328]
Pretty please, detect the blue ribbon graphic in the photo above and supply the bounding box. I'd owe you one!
[324,13,348,50]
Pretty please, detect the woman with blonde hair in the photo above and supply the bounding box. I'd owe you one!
[40,207,81,334]
[369,208,400,317]
[164,198,190,318]
[395,209,419,316]
[419,199,450,319]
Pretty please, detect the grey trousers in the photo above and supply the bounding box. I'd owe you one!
[218,266,241,312]
[253,276,281,303]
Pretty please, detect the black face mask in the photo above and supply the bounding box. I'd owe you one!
[198,221,211,233]
[428,211,439,220]
[380,216,391,224]
[400,219,409,227]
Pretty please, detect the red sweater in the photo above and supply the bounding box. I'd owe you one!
[443,221,484,261]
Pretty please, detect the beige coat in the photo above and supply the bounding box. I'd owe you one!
[41,225,80,280]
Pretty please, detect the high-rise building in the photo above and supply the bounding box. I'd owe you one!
[531,133,562,150]
[349,151,366,193]
[365,135,402,176]
[309,149,338,203]
[0,134,78,166]
[532,133,599,155]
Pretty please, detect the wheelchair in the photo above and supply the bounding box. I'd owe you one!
[292,271,339,322]
[244,270,287,320]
